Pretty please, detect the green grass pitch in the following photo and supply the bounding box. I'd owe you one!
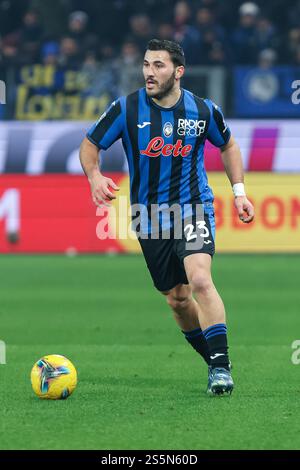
[0,254,299,450]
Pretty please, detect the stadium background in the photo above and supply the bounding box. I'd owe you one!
[0,0,300,451]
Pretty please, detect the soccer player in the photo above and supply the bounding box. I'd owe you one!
[79,39,254,396]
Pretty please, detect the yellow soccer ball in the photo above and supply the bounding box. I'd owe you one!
[31,354,77,399]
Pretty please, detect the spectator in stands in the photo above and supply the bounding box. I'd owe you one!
[256,17,278,52]
[231,2,261,64]
[59,37,82,68]
[129,14,153,54]
[67,10,98,56]
[156,22,175,41]
[257,48,277,69]
[80,43,118,98]
[0,33,20,66]
[41,41,59,65]
[21,10,42,42]
[98,43,117,64]
[0,9,43,65]
[195,7,229,65]
[206,40,228,65]
[68,10,88,41]
[115,39,143,95]
[19,9,43,64]
[80,51,106,97]
[173,1,201,64]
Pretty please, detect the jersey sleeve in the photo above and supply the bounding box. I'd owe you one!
[205,99,231,148]
[86,99,124,150]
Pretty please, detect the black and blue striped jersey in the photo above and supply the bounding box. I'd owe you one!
[87,87,231,209]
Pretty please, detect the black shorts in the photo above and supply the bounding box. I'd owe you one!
[138,205,215,292]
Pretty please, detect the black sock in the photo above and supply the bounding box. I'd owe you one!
[182,327,210,365]
[203,323,230,370]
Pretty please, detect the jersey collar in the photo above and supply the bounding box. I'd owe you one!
[146,88,184,111]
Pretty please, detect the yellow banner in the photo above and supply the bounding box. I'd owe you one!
[15,65,111,120]
[111,173,300,253]
[210,173,300,252]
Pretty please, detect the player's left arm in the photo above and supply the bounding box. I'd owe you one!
[220,135,254,224]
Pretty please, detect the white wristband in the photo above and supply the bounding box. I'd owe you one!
[232,183,246,197]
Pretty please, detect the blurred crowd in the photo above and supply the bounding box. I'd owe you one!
[0,0,300,76]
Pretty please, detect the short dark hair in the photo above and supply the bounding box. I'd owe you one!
[146,39,185,67]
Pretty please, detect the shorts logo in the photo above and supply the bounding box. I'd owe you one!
[163,122,173,137]
[178,119,206,136]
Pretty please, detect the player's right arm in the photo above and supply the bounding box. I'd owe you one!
[79,138,119,207]
[79,99,124,207]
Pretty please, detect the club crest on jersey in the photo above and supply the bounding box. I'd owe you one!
[177,119,206,136]
[163,122,173,137]
[140,137,192,158]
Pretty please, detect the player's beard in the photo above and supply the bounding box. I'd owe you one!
[146,71,176,100]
